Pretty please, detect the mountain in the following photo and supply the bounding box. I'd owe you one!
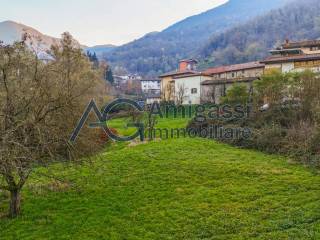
[104,0,290,76]
[199,0,320,67]
[0,20,82,54]
[0,20,60,46]
[85,44,117,58]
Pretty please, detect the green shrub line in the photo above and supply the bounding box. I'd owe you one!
[188,70,320,168]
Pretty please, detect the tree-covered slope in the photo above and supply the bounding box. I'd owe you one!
[199,0,320,67]
[104,0,289,76]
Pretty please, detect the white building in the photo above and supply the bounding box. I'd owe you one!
[114,74,142,86]
[174,73,211,105]
[141,79,160,92]
[140,79,161,104]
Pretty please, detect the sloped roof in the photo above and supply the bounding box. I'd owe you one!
[159,70,199,78]
[173,72,211,79]
[203,66,227,75]
[226,61,264,72]
[203,61,264,75]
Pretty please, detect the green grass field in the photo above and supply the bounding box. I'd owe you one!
[107,115,192,137]
[0,117,320,239]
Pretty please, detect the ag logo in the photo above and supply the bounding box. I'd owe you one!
[70,98,144,143]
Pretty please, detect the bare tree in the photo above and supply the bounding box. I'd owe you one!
[0,33,105,218]
[204,85,217,103]
[144,107,157,141]
[161,82,175,103]
[176,83,187,105]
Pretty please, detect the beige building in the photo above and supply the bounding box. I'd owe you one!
[159,59,198,102]
[159,40,320,105]
[261,40,320,73]
[201,62,265,104]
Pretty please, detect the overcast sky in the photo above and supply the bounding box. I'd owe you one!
[0,0,227,46]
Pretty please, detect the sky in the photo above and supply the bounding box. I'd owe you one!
[0,0,227,46]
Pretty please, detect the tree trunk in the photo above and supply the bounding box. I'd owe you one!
[9,189,21,218]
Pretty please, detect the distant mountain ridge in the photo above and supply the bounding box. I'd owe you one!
[199,0,320,67]
[0,20,82,52]
[85,44,117,57]
[104,0,290,76]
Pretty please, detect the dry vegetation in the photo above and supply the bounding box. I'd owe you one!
[0,33,107,217]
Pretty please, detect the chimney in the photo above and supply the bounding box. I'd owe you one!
[179,59,198,72]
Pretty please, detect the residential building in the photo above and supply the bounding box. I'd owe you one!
[174,72,211,105]
[261,40,320,73]
[159,59,199,102]
[201,62,265,104]
[158,39,320,106]
[140,79,161,104]
[114,74,142,89]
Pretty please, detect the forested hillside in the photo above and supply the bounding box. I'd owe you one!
[85,44,117,58]
[199,0,320,67]
[104,0,289,76]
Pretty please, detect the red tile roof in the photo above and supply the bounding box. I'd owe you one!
[203,66,227,75]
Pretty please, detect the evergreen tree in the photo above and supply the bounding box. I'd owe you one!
[87,51,99,69]
[105,66,114,84]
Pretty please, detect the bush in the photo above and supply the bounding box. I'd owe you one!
[189,70,320,168]
[221,83,250,106]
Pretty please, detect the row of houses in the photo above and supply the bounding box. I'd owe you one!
[145,39,320,105]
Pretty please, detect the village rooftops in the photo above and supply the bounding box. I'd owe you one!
[203,61,264,75]
[261,53,320,64]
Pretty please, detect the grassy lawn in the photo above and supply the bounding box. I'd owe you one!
[0,136,319,239]
[107,115,192,137]
[0,117,319,239]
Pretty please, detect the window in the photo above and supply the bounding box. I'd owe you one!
[232,72,235,78]
[191,88,197,94]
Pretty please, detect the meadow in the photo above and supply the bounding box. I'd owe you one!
[0,117,319,239]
